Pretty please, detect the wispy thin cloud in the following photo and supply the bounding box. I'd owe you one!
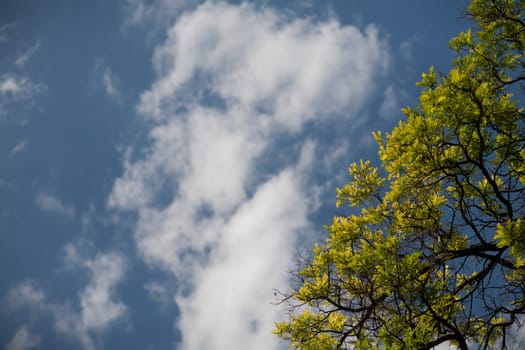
[4,252,128,350]
[10,139,28,156]
[4,280,47,324]
[379,85,401,119]
[143,281,176,309]
[0,22,20,44]
[54,252,128,350]
[102,68,121,103]
[34,193,75,218]
[0,74,46,120]
[123,0,197,29]
[5,280,47,311]
[15,40,41,68]
[5,325,41,350]
[93,61,122,103]
[399,34,421,66]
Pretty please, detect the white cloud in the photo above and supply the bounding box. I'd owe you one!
[80,253,127,331]
[5,281,46,314]
[3,281,48,328]
[143,281,170,305]
[4,252,127,350]
[123,0,198,29]
[10,139,28,156]
[92,61,122,103]
[110,2,390,349]
[176,168,310,350]
[0,75,42,96]
[5,325,41,350]
[34,193,75,218]
[0,22,19,44]
[102,68,121,102]
[399,35,421,63]
[323,139,349,169]
[0,74,45,120]
[15,40,41,68]
[60,239,97,270]
[143,280,179,310]
[139,2,388,130]
[379,85,400,119]
[54,252,128,350]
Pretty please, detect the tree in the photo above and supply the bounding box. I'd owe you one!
[274,0,525,349]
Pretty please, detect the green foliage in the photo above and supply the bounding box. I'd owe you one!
[275,1,525,349]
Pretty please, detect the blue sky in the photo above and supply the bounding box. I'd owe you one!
[1,1,470,349]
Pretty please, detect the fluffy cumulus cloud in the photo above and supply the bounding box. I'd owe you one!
[138,2,388,129]
[110,2,389,349]
[176,168,310,350]
[4,252,127,350]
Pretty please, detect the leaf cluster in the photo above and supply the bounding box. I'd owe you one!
[275,1,525,349]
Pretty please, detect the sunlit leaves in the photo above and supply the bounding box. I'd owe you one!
[277,1,525,349]
[336,160,384,208]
